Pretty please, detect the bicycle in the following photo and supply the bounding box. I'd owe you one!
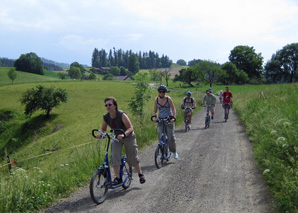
[184,107,193,132]
[223,103,231,122]
[204,105,211,129]
[151,115,176,169]
[219,96,222,104]
[90,129,133,204]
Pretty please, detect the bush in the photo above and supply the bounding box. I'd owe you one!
[20,85,68,117]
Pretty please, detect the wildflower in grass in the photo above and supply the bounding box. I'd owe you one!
[276,137,286,144]
[15,168,27,173]
[47,184,51,187]
[65,163,69,166]
[60,164,64,167]
[283,121,291,127]
[24,176,28,179]
[33,167,40,170]
[282,144,289,148]
[263,169,270,174]
[270,130,277,135]
[39,170,43,173]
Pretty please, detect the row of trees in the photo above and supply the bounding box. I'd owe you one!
[91,48,172,70]
[0,58,15,67]
[174,43,298,86]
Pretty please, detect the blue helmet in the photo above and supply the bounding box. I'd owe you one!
[157,85,167,92]
[187,91,191,96]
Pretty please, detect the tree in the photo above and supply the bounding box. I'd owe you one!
[57,72,67,80]
[110,66,120,76]
[68,66,82,79]
[120,66,127,75]
[195,60,220,87]
[128,54,139,74]
[176,59,186,66]
[70,62,85,75]
[265,43,298,83]
[160,69,171,87]
[7,68,17,84]
[188,59,201,66]
[173,67,202,87]
[102,74,114,80]
[14,52,44,75]
[229,45,263,79]
[218,62,248,84]
[128,73,151,118]
[89,72,96,80]
[149,69,162,84]
[20,85,68,118]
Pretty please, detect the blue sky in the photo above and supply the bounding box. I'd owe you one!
[1,0,298,66]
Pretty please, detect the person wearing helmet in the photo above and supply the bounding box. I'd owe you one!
[181,91,196,129]
[152,85,179,159]
[202,89,216,119]
[219,90,223,103]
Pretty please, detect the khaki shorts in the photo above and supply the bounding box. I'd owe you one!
[110,133,140,167]
[206,104,215,113]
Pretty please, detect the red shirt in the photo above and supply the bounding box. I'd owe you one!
[222,91,233,104]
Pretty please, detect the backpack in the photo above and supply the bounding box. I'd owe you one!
[184,97,193,104]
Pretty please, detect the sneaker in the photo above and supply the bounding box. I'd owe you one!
[211,116,213,120]
[174,152,179,159]
[188,124,191,129]
[138,173,146,184]
[112,177,121,185]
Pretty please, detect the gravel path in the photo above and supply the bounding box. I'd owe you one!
[42,101,275,213]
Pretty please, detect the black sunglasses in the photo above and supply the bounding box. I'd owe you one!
[159,90,166,93]
[105,103,113,107]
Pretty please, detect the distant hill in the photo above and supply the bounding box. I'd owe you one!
[41,58,70,69]
[0,57,70,71]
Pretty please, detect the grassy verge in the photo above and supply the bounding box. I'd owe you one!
[0,80,189,212]
[232,83,298,212]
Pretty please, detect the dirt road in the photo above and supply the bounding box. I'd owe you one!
[43,101,274,213]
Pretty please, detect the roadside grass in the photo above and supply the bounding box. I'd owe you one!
[232,83,298,212]
[0,80,187,212]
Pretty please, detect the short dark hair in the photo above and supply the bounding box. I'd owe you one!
[104,97,118,111]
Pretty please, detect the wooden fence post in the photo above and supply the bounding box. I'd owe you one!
[7,155,13,174]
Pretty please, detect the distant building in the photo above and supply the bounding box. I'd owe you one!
[114,75,133,81]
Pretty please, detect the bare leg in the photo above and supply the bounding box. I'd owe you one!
[113,166,120,178]
[134,163,143,175]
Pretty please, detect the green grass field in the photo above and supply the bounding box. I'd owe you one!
[0,68,297,212]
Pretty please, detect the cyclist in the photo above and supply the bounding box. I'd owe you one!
[222,86,233,119]
[202,89,216,119]
[96,97,146,185]
[219,90,223,103]
[152,85,178,159]
[181,91,196,129]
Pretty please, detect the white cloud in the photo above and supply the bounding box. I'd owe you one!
[1,0,298,65]
[57,35,108,51]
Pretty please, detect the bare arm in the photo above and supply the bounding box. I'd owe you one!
[168,96,176,118]
[152,97,158,122]
[96,119,108,139]
[193,98,197,108]
[121,113,134,139]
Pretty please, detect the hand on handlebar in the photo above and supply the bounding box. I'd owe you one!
[116,134,125,140]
